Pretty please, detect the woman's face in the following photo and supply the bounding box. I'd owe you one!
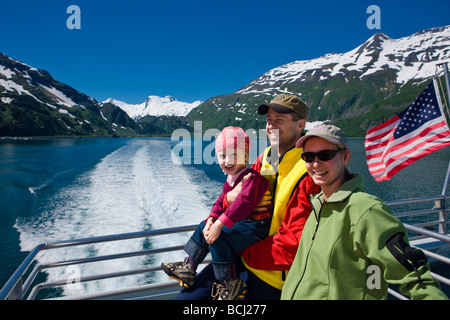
[303,136,350,199]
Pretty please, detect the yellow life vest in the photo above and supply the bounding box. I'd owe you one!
[242,146,308,290]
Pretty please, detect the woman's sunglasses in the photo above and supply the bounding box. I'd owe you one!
[301,149,346,163]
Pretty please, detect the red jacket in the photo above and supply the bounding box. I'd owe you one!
[240,153,321,270]
[208,168,269,228]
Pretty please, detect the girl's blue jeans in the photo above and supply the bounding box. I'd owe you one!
[184,217,270,281]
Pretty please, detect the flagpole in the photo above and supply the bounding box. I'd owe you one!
[443,160,450,196]
[439,160,450,234]
[438,62,450,118]
[439,63,450,234]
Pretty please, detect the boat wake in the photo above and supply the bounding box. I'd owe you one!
[14,139,222,297]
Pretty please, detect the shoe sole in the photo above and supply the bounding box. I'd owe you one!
[235,289,247,300]
[233,281,248,300]
[216,286,248,300]
[161,263,192,289]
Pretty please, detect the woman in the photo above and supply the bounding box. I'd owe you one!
[281,124,447,300]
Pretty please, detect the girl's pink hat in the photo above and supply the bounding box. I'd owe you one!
[215,127,251,154]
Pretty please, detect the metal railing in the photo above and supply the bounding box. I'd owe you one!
[1,196,449,300]
[387,223,450,300]
[384,189,450,300]
[0,225,198,300]
[386,194,449,236]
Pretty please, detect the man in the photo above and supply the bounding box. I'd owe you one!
[175,94,320,299]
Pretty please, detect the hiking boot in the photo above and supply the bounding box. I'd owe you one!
[211,278,248,300]
[161,258,196,289]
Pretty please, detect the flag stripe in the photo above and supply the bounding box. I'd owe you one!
[374,136,450,181]
[370,126,450,180]
[368,133,450,176]
[364,78,450,182]
[365,116,400,139]
[372,130,450,173]
[364,117,400,152]
[366,120,449,164]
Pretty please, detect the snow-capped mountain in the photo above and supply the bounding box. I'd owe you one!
[0,53,97,109]
[190,25,450,136]
[104,95,202,120]
[237,26,450,95]
[0,52,197,137]
[0,52,128,136]
[2,25,450,137]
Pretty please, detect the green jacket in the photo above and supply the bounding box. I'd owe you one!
[281,175,448,300]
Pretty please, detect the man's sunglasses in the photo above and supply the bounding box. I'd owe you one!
[301,149,346,163]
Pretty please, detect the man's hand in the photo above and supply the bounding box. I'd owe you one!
[253,190,272,212]
[225,172,252,204]
[226,172,272,213]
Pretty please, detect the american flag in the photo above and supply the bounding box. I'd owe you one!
[365,78,450,182]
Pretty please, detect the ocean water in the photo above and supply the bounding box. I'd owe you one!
[0,138,224,296]
[0,137,449,298]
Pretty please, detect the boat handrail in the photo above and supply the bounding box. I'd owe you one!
[1,194,449,300]
[386,223,450,300]
[0,225,197,300]
[404,223,450,243]
[386,194,449,235]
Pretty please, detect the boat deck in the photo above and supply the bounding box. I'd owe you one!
[1,191,449,300]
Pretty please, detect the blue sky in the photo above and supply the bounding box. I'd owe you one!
[1,0,449,103]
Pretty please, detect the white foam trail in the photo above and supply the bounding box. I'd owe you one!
[15,139,222,297]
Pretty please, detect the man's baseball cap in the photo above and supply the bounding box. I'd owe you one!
[257,94,308,120]
[296,124,348,149]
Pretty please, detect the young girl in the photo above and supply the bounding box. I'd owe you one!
[162,126,271,300]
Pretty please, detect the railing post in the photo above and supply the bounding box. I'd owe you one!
[7,277,23,300]
[435,198,447,234]
[440,160,450,234]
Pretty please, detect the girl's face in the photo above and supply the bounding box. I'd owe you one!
[217,149,247,175]
[303,137,350,199]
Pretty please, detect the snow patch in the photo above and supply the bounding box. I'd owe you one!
[104,95,202,120]
[238,26,450,94]
[0,65,15,79]
[1,97,13,104]
[40,85,77,108]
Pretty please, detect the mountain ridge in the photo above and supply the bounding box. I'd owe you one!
[1,25,450,137]
[103,95,202,120]
[0,52,195,137]
[188,25,450,136]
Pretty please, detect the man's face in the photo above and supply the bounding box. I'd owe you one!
[266,108,305,156]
